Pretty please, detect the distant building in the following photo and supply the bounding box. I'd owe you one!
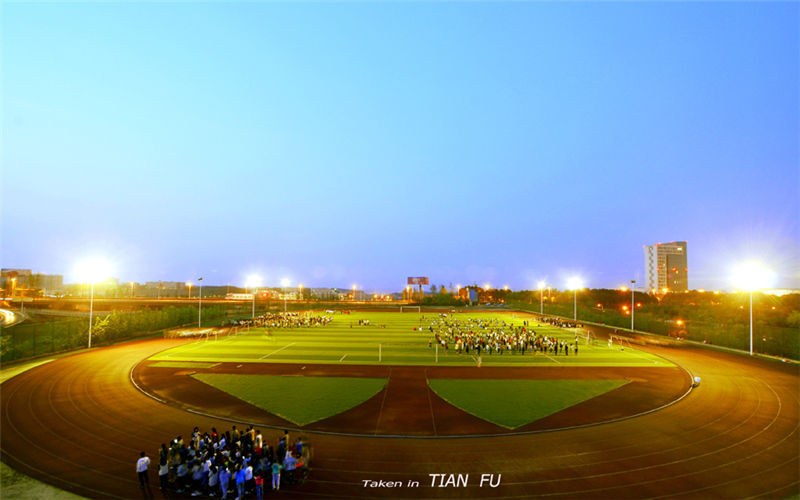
[1,269,64,295]
[644,241,688,293]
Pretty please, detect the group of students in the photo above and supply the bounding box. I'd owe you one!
[235,312,333,330]
[137,425,311,498]
[422,315,581,356]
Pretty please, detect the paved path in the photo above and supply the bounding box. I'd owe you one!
[1,338,798,498]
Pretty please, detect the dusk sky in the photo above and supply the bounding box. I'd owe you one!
[2,2,798,292]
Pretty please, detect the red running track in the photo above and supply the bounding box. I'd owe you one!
[1,338,798,499]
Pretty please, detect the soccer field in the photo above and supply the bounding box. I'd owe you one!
[149,311,672,367]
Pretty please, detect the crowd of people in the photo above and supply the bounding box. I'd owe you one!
[420,314,582,356]
[235,312,333,330]
[137,425,311,498]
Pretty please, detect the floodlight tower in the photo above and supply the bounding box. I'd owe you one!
[281,278,290,312]
[246,275,261,318]
[567,277,583,321]
[733,261,775,355]
[631,280,636,332]
[198,277,203,327]
[75,258,111,349]
[537,281,546,315]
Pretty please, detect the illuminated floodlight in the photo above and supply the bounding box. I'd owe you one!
[280,278,290,288]
[75,257,112,284]
[567,277,583,290]
[732,260,775,356]
[186,281,192,287]
[619,286,628,292]
[484,283,491,290]
[245,274,262,289]
[537,281,546,290]
[732,261,775,291]
[503,285,509,291]
[74,257,112,349]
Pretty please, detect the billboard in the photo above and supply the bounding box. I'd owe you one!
[407,277,429,285]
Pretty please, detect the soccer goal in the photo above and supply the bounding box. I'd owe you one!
[399,305,421,313]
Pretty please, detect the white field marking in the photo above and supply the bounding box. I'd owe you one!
[620,348,660,364]
[544,354,561,364]
[259,342,296,360]
[339,354,347,362]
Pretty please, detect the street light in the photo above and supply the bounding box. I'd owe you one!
[197,277,203,327]
[246,275,261,318]
[537,281,546,315]
[75,258,111,349]
[130,281,135,298]
[567,277,583,321]
[733,261,775,355]
[298,283,304,304]
[630,280,636,332]
[352,284,358,302]
[186,281,192,299]
[281,278,290,312]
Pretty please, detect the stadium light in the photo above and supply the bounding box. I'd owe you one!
[280,278,290,312]
[185,281,192,299]
[537,281,546,315]
[733,261,775,355]
[75,257,112,349]
[630,280,636,332]
[197,277,203,327]
[567,277,583,321]
[246,275,261,318]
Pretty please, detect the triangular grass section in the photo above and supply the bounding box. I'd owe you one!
[192,374,387,426]
[428,379,629,429]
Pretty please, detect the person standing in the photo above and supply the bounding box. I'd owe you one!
[254,472,264,500]
[158,459,169,492]
[271,460,283,491]
[136,451,151,489]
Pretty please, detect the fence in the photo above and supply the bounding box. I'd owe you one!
[0,305,249,363]
[511,301,798,360]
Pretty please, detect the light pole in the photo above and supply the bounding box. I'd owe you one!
[88,282,95,348]
[186,281,192,299]
[567,277,583,322]
[281,278,290,312]
[76,258,111,349]
[246,275,261,318]
[537,281,545,316]
[733,261,774,356]
[198,277,203,327]
[631,280,636,332]
[130,281,135,298]
[749,290,753,355]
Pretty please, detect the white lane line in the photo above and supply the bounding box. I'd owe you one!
[259,342,296,360]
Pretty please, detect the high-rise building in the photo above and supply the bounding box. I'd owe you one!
[644,241,688,293]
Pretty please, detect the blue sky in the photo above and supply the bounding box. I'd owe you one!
[2,2,798,292]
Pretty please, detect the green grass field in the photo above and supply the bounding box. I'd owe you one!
[428,378,629,428]
[149,311,672,367]
[193,374,386,425]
